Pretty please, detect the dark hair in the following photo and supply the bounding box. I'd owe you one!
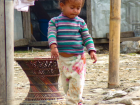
[59,0,85,7]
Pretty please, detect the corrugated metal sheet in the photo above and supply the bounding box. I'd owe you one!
[90,0,140,38]
[14,9,23,41]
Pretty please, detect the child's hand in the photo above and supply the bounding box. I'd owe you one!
[50,44,59,59]
[90,51,97,63]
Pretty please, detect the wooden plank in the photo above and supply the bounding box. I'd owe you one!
[29,41,49,47]
[106,31,134,39]
[0,0,6,105]
[22,8,31,41]
[94,38,109,43]
[93,37,140,44]
[27,36,140,47]
[120,37,140,42]
[14,38,29,47]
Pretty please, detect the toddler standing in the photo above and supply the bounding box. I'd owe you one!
[48,0,97,104]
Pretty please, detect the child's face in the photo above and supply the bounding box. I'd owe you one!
[60,0,83,19]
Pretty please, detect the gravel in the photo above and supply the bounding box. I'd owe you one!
[14,49,140,105]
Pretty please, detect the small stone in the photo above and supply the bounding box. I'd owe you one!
[113,90,127,97]
[124,86,140,93]
[90,88,104,93]
[120,41,140,53]
[103,90,127,100]
[119,99,133,105]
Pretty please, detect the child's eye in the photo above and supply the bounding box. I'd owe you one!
[77,7,81,10]
[70,7,74,9]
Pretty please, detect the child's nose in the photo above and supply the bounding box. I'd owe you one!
[74,8,78,13]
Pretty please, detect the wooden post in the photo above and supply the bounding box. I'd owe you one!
[0,0,6,104]
[86,0,92,35]
[5,0,14,104]
[0,0,14,104]
[22,9,32,41]
[108,0,121,88]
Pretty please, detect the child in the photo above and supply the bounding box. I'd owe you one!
[48,0,97,104]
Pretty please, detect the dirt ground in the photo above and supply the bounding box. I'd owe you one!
[14,48,140,105]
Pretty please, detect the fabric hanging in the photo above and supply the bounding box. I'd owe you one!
[14,0,35,12]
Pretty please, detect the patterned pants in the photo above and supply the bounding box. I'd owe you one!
[57,54,86,105]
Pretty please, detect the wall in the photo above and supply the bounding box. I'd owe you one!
[90,0,140,38]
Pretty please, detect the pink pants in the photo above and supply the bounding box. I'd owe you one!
[57,54,86,105]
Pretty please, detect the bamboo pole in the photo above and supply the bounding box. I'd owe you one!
[108,0,121,88]
[5,0,14,104]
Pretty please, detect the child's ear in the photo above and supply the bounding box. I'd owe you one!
[60,2,64,11]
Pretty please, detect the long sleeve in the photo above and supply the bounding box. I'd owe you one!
[80,21,96,53]
[48,14,95,54]
[48,18,57,47]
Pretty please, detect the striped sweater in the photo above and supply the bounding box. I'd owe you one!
[48,13,96,54]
